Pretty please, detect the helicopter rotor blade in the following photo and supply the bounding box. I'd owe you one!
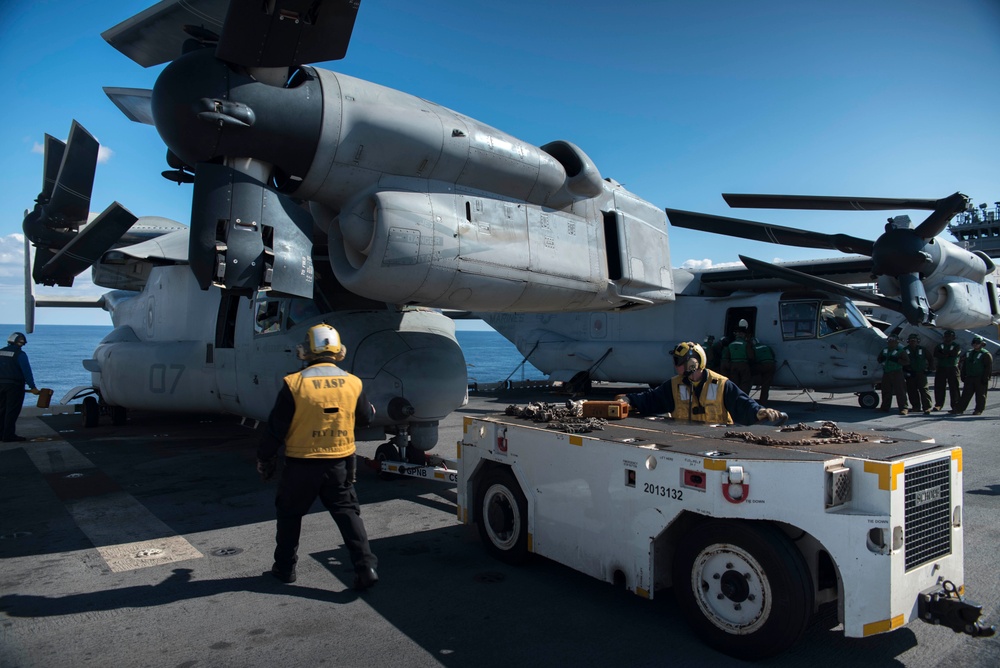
[912,192,970,240]
[103,0,361,68]
[723,193,956,212]
[738,255,905,315]
[666,208,874,256]
[41,134,66,202]
[34,202,139,286]
[45,121,99,227]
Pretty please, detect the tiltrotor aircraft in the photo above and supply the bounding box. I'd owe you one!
[478,269,890,408]
[22,0,676,461]
[666,192,1000,329]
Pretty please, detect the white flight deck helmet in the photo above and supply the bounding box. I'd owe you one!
[7,332,27,346]
[297,323,346,362]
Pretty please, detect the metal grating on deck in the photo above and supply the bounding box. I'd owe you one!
[904,457,952,570]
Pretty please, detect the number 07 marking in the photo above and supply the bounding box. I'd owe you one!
[150,364,185,394]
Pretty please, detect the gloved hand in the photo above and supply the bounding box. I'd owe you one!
[756,408,788,425]
[256,457,277,481]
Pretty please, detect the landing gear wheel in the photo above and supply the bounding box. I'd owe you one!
[671,520,814,660]
[405,448,429,465]
[374,443,400,480]
[476,467,529,565]
[858,391,879,409]
[82,396,99,428]
[111,406,127,426]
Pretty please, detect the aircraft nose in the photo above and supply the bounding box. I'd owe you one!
[380,334,468,421]
[352,327,468,424]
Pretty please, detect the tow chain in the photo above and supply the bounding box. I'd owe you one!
[724,421,870,446]
[504,401,609,433]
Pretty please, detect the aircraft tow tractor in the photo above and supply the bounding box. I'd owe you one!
[372,399,993,660]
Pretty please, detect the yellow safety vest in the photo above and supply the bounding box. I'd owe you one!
[670,369,733,424]
[283,363,364,459]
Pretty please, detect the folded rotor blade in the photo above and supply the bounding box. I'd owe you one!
[34,202,139,286]
[41,134,66,201]
[104,0,361,68]
[738,255,904,315]
[217,0,361,67]
[666,208,874,256]
[46,121,99,227]
[102,0,229,67]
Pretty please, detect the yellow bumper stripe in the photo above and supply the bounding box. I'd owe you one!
[704,458,727,471]
[863,614,905,636]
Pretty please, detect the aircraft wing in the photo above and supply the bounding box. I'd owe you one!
[103,227,190,262]
[92,228,190,291]
[693,256,874,292]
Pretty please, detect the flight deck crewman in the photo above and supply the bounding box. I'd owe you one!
[257,323,379,590]
[721,320,755,393]
[0,332,40,442]
[933,329,962,412]
[617,341,786,426]
[904,333,932,415]
[750,336,776,403]
[951,336,993,416]
[877,335,910,414]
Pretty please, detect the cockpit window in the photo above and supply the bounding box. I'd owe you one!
[780,299,868,340]
[818,300,867,337]
[779,301,818,340]
[254,297,284,335]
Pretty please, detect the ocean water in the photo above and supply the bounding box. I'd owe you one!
[2,324,543,405]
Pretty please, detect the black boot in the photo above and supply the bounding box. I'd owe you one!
[353,566,378,591]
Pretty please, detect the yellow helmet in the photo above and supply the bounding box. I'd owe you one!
[672,341,707,372]
[297,323,346,361]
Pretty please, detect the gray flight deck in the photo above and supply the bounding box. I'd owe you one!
[2,384,998,667]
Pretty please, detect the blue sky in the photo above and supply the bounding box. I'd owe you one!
[2,0,999,327]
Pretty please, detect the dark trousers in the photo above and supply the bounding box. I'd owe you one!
[754,363,775,403]
[0,383,25,441]
[934,367,960,409]
[956,376,989,414]
[905,372,931,412]
[880,370,908,410]
[273,456,377,574]
[728,362,752,394]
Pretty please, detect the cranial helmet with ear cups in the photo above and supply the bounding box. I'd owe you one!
[296,324,346,361]
[672,341,707,372]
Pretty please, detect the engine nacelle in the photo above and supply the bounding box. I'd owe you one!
[926,279,1000,329]
[924,240,994,283]
[326,188,673,311]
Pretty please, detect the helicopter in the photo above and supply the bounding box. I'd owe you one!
[478,264,889,408]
